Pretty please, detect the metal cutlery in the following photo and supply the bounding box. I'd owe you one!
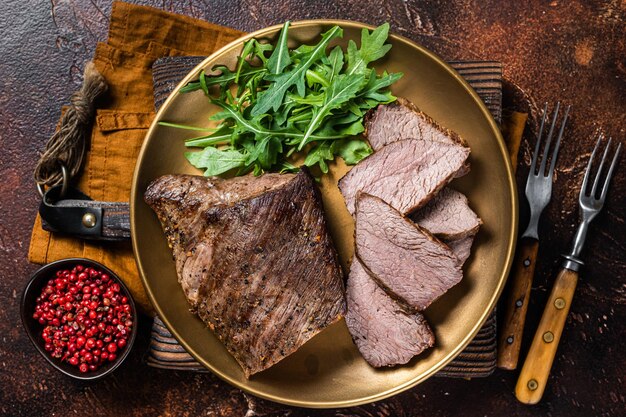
[498,102,570,370]
[515,133,622,404]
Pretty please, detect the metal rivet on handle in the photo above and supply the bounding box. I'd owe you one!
[82,213,97,228]
[554,298,566,310]
[543,331,554,343]
[528,379,538,391]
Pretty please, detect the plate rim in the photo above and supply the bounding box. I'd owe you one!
[130,19,518,408]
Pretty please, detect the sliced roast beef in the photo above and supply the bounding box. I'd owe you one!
[145,169,346,378]
[364,98,470,176]
[355,193,463,311]
[410,187,481,240]
[365,97,467,150]
[339,139,470,215]
[444,234,476,265]
[346,258,434,367]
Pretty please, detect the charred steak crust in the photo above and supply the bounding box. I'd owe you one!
[144,173,294,307]
[355,193,463,312]
[145,169,346,378]
[345,258,434,367]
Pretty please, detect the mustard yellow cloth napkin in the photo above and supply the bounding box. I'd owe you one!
[29,2,243,312]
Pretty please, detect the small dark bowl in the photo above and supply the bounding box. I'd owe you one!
[21,258,138,381]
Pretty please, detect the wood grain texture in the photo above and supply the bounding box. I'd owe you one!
[498,238,540,370]
[515,268,579,404]
[1,1,625,416]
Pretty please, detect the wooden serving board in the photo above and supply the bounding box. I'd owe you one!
[145,56,503,379]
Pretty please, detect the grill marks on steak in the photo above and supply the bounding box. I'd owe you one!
[410,187,482,240]
[345,259,434,367]
[145,170,346,378]
[364,97,467,150]
[339,139,470,216]
[355,194,463,312]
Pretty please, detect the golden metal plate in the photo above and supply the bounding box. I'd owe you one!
[131,20,517,408]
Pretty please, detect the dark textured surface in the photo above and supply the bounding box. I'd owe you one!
[0,1,624,416]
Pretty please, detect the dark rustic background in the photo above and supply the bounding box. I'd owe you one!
[0,1,624,416]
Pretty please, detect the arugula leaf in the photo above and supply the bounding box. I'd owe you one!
[267,21,292,74]
[199,71,209,95]
[358,70,403,102]
[316,118,364,137]
[159,121,215,131]
[304,142,334,173]
[346,23,392,75]
[185,147,247,176]
[235,39,256,83]
[184,125,233,147]
[254,41,273,63]
[211,97,351,142]
[244,135,283,170]
[251,25,343,116]
[299,73,363,149]
[327,45,344,83]
[180,64,267,93]
[175,22,402,178]
[278,162,299,173]
[305,69,330,88]
[285,91,324,106]
[331,137,373,164]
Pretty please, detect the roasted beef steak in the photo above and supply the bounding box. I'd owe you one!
[145,169,346,377]
[338,139,470,216]
[345,258,434,367]
[355,193,463,311]
[145,173,294,306]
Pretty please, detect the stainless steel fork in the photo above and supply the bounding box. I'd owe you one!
[515,133,622,404]
[498,102,570,370]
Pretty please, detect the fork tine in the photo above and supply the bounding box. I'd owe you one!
[539,102,561,176]
[581,133,603,197]
[530,103,549,174]
[548,105,570,177]
[591,137,612,197]
[599,142,622,202]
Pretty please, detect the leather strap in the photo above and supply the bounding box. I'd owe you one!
[39,185,130,240]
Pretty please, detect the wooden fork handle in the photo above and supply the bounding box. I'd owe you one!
[515,268,578,404]
[497,238,539,370]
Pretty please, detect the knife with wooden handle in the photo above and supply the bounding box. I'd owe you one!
[515,134,621,404]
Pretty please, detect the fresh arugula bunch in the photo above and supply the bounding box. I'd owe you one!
[168,22,402,176]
